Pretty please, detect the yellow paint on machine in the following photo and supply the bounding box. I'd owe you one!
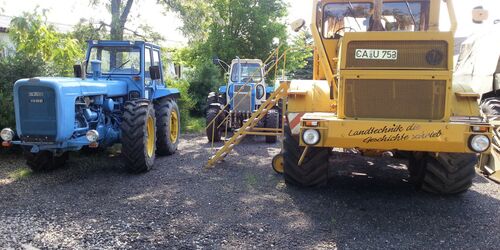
[299,114,491,153]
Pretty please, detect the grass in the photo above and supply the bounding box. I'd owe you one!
[245,173,258,188]
[8,167,32,180]
[184,116,205,134]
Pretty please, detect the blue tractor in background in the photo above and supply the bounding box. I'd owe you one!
[0,40,181,173]
[206,58,279,143]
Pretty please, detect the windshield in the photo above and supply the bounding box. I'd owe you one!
[322,1,430,38]
[88,46,141,75]
[230,63,263,82]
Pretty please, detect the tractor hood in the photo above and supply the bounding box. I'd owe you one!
[13,77,129,143]
[14,77,129,97]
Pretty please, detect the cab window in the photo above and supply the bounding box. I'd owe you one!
[322,1,430,38]
[144,47,152,79]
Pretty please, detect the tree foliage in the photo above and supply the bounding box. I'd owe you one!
[90,0,134,40]
[9,10,84,76]
[163,0,298,113]
[0,54,46,130]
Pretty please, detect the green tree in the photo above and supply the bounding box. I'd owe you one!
[9,10,84,76]
[286,28,314,80]
[163,0,293,114]
[90,0,134,40]
[71,19,109,51]
[0,54,46,131]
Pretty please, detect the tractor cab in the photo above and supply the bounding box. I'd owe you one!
[224,58,269,112]
[81,40,175,101]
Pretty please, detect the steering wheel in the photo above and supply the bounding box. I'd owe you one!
[241,77,253,83]
[333,27,357,39]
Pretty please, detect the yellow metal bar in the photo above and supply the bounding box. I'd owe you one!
[241,132,283,136]
[297,146,309,166]
[446,0,457,35]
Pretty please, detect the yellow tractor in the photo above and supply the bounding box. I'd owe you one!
[274,0,492,194]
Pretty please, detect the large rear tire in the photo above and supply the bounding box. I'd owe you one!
[409,153,476,195]
[265,108,279,143]
[283,125,329,187]
[25,151,68,172]
[121,100,156,174]
[154,98,180,156]
[206,107,223,142]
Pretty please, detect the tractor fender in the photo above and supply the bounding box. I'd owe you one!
[153,88,180,100]
[450,82,481,117]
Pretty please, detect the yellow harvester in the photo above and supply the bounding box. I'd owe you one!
[276,0,492,194]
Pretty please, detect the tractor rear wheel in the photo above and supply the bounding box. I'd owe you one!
[265,108,279,143]
[409,153,476,195]
[206,107,223,142]
[155,98,180,156]
[283,125,329,187]
[121,100,156,174]
[25,151,68,172]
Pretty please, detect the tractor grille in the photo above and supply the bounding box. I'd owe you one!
[233,84,252,113]
[344,79,446,120]
[345,40,448,70]
[18,85,57,141]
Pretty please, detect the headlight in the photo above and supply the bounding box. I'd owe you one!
[0,128,14,141]
[468,135,490,153]
[86,130,99,142]
[302,129,320,145]
[256,84,265,99]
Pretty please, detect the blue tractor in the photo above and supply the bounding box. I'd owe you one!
[0,40,181,173]
[206,58,279,143]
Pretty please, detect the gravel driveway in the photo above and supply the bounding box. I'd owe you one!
[0,134,499,249]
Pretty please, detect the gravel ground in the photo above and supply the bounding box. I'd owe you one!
[0,134,499,249]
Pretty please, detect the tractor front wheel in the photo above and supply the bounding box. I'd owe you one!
[25,151,68,172]
[283,125,329,187]
[121,100,156,173]
[155,98,180,156]
[265,108,279,143]
[409,153,476,195]
[206,107,223,142]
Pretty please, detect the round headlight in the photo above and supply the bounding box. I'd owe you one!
[86,130,100,142]
[1,128,15,141]
[302,129,320,145]
[256,84,265,99]
[469,135,490,153]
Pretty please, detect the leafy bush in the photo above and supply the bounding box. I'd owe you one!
[0,53,46,130]
[185,62,222,116]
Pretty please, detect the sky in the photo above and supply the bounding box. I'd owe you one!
[0,0,499,46]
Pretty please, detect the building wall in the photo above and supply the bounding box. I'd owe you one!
[0,31,15,58]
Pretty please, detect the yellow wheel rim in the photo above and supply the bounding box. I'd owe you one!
[272,154,284,174]
[146,115,155,157]
[170,109,179,143]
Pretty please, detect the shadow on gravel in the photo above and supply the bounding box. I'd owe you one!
[281,153,500,249]
[0,134,498,249]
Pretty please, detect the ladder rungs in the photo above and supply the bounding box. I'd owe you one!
[206,81,289,168]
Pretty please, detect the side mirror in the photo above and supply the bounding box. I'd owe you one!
[73,64,83,78]
[291,19,306,32]
[150,66,161,80]
[472,6,489,24]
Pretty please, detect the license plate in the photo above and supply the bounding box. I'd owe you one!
[355,49,398,60]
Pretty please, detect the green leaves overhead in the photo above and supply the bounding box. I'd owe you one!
[9,10,84,76]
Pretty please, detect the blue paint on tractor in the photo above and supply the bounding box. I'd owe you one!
[7,40,180,153]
